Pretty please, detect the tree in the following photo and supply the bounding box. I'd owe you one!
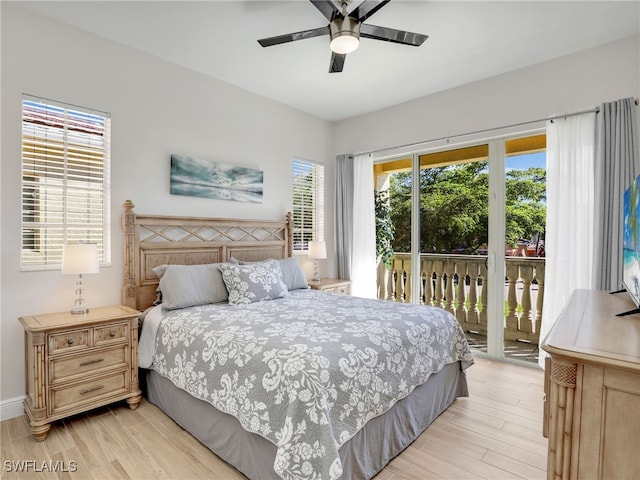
[386,162,546,254]
[375,189,395,267]
[505,167,546,247]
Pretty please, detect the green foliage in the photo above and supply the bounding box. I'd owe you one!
[387,163,546,254]
[505,167,546,247]
[375,189,395,268]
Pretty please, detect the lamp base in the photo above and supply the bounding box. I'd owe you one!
[312,260,321,283]
[71,274,88,315]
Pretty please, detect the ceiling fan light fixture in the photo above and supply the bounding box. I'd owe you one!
[330,17,360,54]
[256,0,428,73]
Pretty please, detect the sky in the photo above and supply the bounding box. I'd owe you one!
[506,151,546,171]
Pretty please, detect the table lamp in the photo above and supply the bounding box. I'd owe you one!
[308,240,326,282]
[62,243,99,314]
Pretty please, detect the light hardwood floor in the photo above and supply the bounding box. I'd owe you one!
[1,357,546,480]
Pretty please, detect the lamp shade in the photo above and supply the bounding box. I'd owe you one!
[308,240,327,260]
[62,243,99,275]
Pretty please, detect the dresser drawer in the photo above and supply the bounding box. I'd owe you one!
[49,346,129,384]
[48,329,91,355]
[94,322,129,346]
[49,371,130,416]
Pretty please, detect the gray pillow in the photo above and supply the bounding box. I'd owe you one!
[219,259,289,305]
[276,257,309,291]
[229,257,309,291]
[153,263,229,310]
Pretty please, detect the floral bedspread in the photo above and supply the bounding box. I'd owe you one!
[151,289,473,480]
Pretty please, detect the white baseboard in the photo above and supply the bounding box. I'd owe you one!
[0,396,25,421]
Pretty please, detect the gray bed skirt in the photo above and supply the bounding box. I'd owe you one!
[146,362,468,479]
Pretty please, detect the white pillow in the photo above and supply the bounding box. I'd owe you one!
[219,259,289,305]
[153,263,229,310]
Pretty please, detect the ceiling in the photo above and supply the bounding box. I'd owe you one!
[16,1,640,122]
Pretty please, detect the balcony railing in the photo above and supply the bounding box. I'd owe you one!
[377,253,545,346]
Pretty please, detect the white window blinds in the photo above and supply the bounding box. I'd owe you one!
[292,159,324,251]
[21,95,111,269]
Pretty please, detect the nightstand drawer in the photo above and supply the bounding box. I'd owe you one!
[48,329,91,355]
[49,346,129,384]
[94,322,129,346]
[309,279,351,295]
[333,285,350,295]
[49,371,130,416]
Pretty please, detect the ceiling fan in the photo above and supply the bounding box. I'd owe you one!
[257,0,428,73]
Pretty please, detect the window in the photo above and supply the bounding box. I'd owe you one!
[21,95,111,270]
[292,159,324,252]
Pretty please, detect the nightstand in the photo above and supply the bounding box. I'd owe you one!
[19,305,141,441]
[308,278,351,295]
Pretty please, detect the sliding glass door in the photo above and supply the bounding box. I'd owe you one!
[417,144,490,351]
[502,135,546,362]
[374,132,546,364]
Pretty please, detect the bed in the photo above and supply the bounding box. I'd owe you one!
[122,200,474,480]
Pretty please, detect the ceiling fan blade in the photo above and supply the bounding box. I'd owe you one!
[329,52,346,73]
[310,0,339,22]
[258,26,329,47]
[360,24,428,47]
[349,0,390,23]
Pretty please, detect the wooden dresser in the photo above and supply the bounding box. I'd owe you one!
[19,305,142,441]
[541,289,640,480]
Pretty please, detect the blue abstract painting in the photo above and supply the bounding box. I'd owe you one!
[170,154,263,203]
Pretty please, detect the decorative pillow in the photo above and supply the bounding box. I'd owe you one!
[153,263,229,310]
[229,257,309,291]
[219,259,289,305]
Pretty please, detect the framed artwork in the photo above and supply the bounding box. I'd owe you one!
[170,154,264,203]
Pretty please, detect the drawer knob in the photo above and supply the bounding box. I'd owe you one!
[109,331,116,338]
[67,338,75,345]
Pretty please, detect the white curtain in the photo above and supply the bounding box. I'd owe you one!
[335,153,377,298]
[539,112,597,367]
[351,153,377,298]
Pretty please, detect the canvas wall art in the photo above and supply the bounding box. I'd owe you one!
[170,154,264,203]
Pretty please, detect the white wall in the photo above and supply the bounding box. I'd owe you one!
[332,35,639,156]
[0,4,332,413]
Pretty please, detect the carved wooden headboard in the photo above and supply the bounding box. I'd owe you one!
[121,200,293,310]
